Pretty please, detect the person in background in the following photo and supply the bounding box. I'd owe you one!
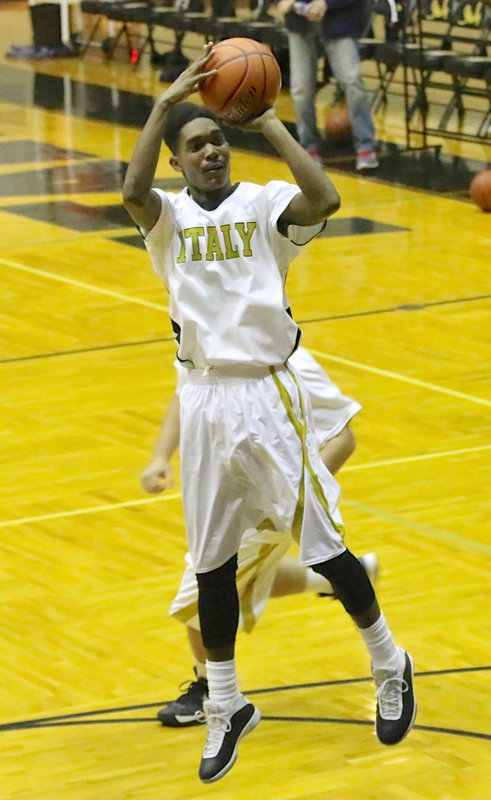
[277,0,379,170]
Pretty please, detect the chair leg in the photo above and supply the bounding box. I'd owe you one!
[439,75,466,130]
[371,63,396,112]
[79,15,103,56]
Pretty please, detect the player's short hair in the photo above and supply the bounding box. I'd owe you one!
[163,102,220,154]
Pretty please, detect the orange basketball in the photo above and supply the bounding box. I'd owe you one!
[199,37,281,124]
[470,169,491,212]
[324,106,352,137]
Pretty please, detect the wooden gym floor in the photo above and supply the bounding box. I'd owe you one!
[0,2,490,798]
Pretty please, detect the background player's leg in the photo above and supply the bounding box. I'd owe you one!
[270,552,378,597]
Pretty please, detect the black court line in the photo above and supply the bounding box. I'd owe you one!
[0,336,175,365]
[298,293,491,325]
[1,294,489,366]
[1,666,489,735]
[1,717,490,742]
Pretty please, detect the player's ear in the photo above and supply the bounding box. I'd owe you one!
[169,155,183,173]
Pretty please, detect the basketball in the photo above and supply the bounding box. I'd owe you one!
[324,106,352,137]
[470,169,491,212]
[199,37,282,124]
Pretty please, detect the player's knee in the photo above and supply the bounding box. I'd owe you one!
[196,554,238,590]
[312,549,375,615]
[196,555,239,648]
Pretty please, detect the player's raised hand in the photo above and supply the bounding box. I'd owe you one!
[141,456,174,494]
[157,43,217,107]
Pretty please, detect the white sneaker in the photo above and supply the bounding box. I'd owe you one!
[198,699,260,783]
[373,647,417,745]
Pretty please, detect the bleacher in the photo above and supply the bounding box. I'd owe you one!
[77,0,491,143]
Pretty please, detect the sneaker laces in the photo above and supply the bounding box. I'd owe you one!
[196,703,232,758]
[375,674,409,720]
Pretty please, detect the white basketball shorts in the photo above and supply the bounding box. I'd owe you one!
[170,362,348,629]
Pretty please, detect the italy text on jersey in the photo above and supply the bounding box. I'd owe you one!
[176,222,257,262]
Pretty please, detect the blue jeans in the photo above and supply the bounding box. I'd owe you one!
[287,31,376,154]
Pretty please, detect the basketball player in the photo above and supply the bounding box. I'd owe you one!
[141,348,379,727]
[123,43,416,784]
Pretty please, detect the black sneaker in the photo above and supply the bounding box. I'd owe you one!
[157,671,208,727]
[198,699,261,783]
[373,648,417,745]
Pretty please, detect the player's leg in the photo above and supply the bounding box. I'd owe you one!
[180,377,261,783]
[273,365,415,747]
[196,555,260,784]
[298,452,416,745]
[159,529,291,726]
[271,346,362,597]
[311,552,416,745]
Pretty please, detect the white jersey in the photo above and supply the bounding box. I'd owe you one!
[144,181,324,369]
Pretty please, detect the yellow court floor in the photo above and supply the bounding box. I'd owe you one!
[0,2,490,799]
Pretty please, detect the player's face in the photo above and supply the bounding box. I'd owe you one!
[172,118,231,194]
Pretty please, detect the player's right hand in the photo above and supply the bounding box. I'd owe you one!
[157,43,216,107]
[276,0,295,17]
[237,107,278,131]
[141,457,173,494]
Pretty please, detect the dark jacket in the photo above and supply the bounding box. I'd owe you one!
[284,0,371,40]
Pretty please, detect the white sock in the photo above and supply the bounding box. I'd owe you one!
[360,614,402,672]
[194,661,207,680]
[206,659,244,710]
[304,569,334,594]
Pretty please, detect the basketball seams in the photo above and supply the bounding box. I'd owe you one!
[221,53,276,116]
[258,51,267,117]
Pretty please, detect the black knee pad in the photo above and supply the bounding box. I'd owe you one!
[312,549,375,616]
[196,554,239,649]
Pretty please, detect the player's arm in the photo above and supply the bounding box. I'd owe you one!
[244,109,340,227]
[123,43,215,232]
[141,393,181,494]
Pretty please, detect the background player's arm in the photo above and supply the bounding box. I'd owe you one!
[141,393,180,493]
[123,43,215,232]
[244,109,341,228]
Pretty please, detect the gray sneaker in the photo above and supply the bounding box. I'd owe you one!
[356,150,379,170]
[157,670,208,727]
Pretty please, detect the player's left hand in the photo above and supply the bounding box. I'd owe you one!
[156,42,216,108]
